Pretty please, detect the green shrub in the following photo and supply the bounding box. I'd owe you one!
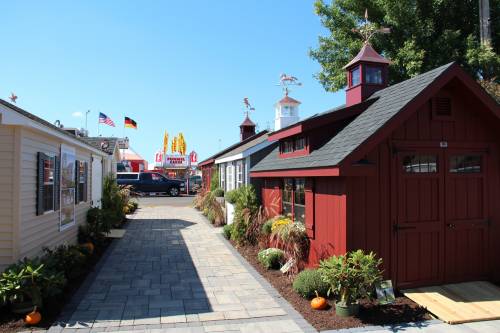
[202,207,209,216]
[223,224,233,239]
[79,207,113,247]
[257,248,284,270]
[0,259,66,308]
[213,187,224,197]
[292,269,330,299]
[225,189,239,204]
[207,209,216,223]
[261,219,273,236]
[210,168,219,192]
[42,245,88,280]
[319,250,383,306]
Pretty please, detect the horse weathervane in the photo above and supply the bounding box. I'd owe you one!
[352,9,390,44]
[277,73,302,96]
[243,97,255,117]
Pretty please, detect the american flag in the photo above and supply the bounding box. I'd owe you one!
[99,112,115,127]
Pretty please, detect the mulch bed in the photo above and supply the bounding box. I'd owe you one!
[232,241,431,331]
[0,240,111,333]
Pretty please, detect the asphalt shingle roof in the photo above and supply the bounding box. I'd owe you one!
[251,62,455,172]
[82,137,119,155]
[198,130,269,165]
[216,132,270,160]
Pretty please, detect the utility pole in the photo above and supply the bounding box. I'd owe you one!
[85,110,90,132]
[479,0,492,47]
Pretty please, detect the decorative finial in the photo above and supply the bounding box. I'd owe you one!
[243,97,255,118]
[9,92,18,103]
[351,9,390,44]
[277,73,302,96]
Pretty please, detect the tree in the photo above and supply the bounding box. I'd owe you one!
[310,0,500,95]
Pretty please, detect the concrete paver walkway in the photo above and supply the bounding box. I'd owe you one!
[52,204,311,333]
[47,201,500,333]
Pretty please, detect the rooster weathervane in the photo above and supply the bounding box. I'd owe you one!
[352,9,391,44]
[243,97,255,118]
[277,73,302,96]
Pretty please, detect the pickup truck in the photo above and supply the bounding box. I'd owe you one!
[117,172,185,196]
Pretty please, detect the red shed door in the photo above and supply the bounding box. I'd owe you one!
[394,148,491,288]
[444,150,489,282]
[395,150,445,288]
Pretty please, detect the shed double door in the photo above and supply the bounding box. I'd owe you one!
[394,147,490,288]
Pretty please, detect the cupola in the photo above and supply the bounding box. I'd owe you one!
[344,43,390,106]
[240,115,256,141]
[274,92,301,131]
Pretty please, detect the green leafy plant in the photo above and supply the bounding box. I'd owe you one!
[225,189,239,204]
[101,174,131,226]
[210,168,219,192]
[292,269,330,299]
[229,185,260,245]
[319,250,383,306]
[270,221,309,275]
[261,219,274,236]
[223,224,233,240]
[257,248,284,270]
[78,207,113,247]
[0,259,66,308]
[42,245,88,280]
[212,187,224,197]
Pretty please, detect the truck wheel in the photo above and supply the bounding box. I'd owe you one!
[169,187,180,197]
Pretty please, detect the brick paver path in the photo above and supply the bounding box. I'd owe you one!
[51,204,310,333]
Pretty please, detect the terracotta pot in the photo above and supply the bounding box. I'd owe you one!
[335,302,359,317]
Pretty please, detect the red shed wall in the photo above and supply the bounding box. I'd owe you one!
[345,81,500,285]
[308,178,348,264]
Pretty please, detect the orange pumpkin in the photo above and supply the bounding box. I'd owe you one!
[25,307,42,325]
[311,292,327,310]
[81,242,95,254]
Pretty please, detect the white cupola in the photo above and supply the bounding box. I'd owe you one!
[274,92,301,131]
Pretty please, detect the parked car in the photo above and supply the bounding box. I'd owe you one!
[185,175,202,194]
[117,172,185,196]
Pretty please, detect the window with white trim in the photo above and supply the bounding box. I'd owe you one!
[226,163,234,191]
[220,165,225,190]
[37,152,60,215]
[236,160,244,188]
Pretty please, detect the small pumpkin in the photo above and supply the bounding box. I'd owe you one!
[81,242,95,255]
[311,291,327,310]
[25,307,42,325]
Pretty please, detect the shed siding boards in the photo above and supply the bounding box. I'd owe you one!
[0,125,16,269]
[18,128,91,260]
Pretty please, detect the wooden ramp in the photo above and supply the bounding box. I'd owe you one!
[403,281,500,324]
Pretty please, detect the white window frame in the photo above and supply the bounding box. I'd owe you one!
[236,160,244,188]
[226,163,234,191]
[219,164,225,190]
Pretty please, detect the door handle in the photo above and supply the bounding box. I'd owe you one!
[393,224,417,232]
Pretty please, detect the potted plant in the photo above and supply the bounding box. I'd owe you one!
[319,250,382,317]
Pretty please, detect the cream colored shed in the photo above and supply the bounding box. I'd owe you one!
[0,99,111,271]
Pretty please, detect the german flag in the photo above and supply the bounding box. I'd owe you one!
[124,117,137,129]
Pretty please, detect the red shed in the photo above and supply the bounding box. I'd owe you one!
[250,44,500,289]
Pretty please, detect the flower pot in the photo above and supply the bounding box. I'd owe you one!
[11,300,35,314]
[335,302,359,317]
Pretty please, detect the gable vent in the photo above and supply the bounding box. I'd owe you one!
[433,97,452,117]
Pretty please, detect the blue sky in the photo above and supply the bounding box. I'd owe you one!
[1,1,344,162]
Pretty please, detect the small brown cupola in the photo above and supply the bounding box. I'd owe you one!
[344,43,390,106]
[240,115,256,141]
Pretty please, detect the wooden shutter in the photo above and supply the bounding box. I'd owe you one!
[84,161,88,202]
[36,152,47,216]
[305,178,315,238]
[54,155,61,211]
[74,160,80,202]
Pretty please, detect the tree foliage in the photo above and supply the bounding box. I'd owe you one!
[310,0,500,93]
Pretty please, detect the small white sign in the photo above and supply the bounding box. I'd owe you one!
[375,280,396,305]
[280,258,295,274]
[440,141,448,148]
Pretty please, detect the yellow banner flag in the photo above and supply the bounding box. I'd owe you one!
[163,131,169,154]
